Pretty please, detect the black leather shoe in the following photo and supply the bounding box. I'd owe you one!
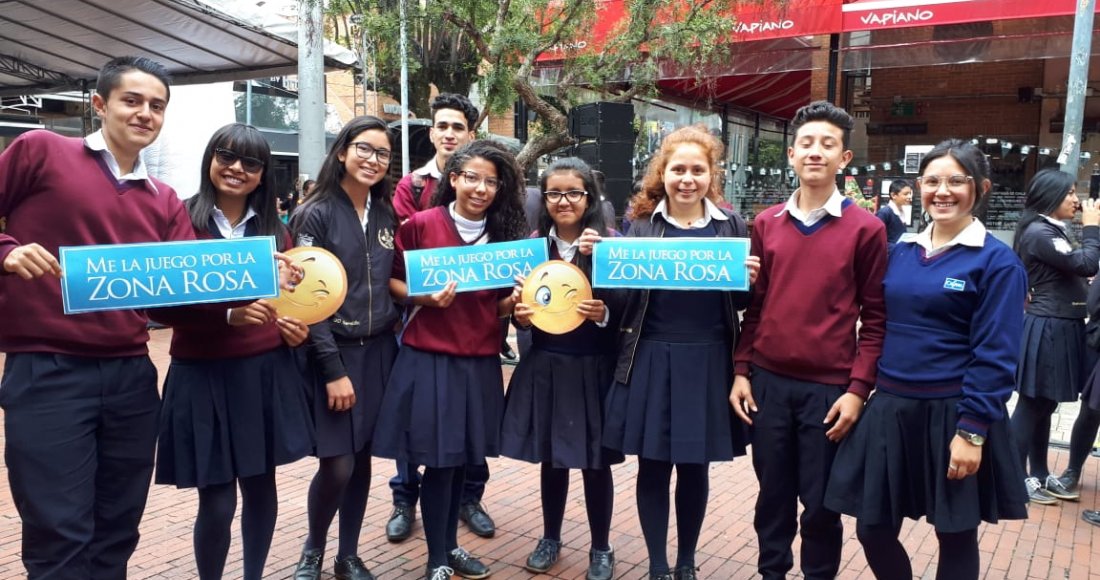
[586,547,615,580]
[458,502,496,538]
[425,564,455,580]
[674,565,698,580]
[334,555,376,580]
[447,548,491,579]
[524,537,561,573]
[1084,509,1100,527]
[386,502,415,542]
[293,549,323,580]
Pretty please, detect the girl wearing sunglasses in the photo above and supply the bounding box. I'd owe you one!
[152,122,314,580]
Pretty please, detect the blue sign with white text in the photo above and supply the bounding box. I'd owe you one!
[60,237,280,314]
[404,238,549,296]
[592,237,751,291]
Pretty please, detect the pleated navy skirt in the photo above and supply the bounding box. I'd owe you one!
[603,339,747,464]
[1017,313,1087,402]
[310,332,398,458]
[825,391,1028,533]
[501,348,623,470]
[156,346,314,489]
[372,346,504,468]
[1079,348,1100,411]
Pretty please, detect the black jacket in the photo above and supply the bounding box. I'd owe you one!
[613,210,752,384]
[289,190,401,382]
[1017,220,1100,319]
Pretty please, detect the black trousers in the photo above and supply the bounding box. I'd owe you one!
[749,366,845,580]
[1,353,160,580]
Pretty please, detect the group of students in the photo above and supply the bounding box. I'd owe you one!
[0,54,1091,580]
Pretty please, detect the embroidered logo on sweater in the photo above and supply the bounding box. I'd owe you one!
[944,278,966,291]
[378,227,395,249]
[1052,238,1073,254]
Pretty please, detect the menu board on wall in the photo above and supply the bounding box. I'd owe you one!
[983,190,1026,232]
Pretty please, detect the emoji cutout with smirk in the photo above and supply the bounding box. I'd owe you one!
[521,260,592,335]
[269,246,348,325]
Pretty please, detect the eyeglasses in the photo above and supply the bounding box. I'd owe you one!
[456,170,500,191]
[544,189,588,203]
[350,142,392,163]
[918,174,973,191]
[213,148,264,174]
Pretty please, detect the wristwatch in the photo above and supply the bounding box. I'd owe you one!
[956,429,985,447]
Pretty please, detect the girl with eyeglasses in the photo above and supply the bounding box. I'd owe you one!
[600,126,759,580]
[373,140,528,580]
[1010,169,1100,506]
[826,139,1028,580]
[151,123,314,580]
[500,157,621,580]
[287,116,402,580]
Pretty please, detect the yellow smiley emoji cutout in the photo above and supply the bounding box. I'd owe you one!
[521,260,593,335]
[268,246,348,325]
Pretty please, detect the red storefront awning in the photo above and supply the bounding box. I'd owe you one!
[658,69,813,120]
[842,0,1098,33]
[536,0,842,63]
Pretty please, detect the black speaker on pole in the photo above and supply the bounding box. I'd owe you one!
[568,102,636,215]
[569,102,635,142]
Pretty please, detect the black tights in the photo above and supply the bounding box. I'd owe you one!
[1068,403,1100,473]
[857,523,979,580]
[1010,394,1059,479]
[858,523,981,576]
[422,465,466,567]
[636,458,709,575]
[303,446,373,558]
[194,472,277,580]
[539,463,613,550]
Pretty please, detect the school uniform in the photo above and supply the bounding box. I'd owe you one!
[826,219,1029,532]
[1080,278,1100,411]
[734,190,887,580]
[0,129,196,579]
[152,216,313,489]
[1015,219,1100,403]
[501,236,623,470]
[393,159,441,223]
[373,205,509,467]
[876,201,906,245]
[603,201,751,464]
[290,189,401,457]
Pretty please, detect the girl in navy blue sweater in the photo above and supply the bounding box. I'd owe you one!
[826,139,1028,580]
[501,157,620,580]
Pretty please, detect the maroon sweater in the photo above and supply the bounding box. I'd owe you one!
[0,130,195,356]
[150,226,291,360]
[733,200,887,398]
[393,206,505,357]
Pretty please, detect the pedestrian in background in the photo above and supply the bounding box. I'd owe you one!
[502,157,620,580]
[826,138,1029,580]
[1011,168,1100,505]
[289,116,402,580]
[603,126,759,580]
[374,140,528,580]
[152,123,313,580]
[876,178,912,247]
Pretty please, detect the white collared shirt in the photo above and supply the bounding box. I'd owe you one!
[907,218,987,258]
[212,206,258,239]
[359,196,372,232]
[83,130,158,193]
[775,188,845,227]
[651,198,729,228]
[415,157,444,180]
[547,226,581,263]
[1040,214,1068,230]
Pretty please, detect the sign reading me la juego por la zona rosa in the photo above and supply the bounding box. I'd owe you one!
[592,238,751,291]
[404,238,550,296]
[59,237,280,314]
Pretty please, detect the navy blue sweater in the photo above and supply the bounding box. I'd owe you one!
[876,234,1026,436]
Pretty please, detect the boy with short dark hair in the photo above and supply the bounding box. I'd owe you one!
[730,100,888,580]
[0,56,193,579]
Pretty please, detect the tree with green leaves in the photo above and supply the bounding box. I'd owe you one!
[330,0,741,171]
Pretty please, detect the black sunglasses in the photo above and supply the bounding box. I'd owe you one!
[213,148,265,174]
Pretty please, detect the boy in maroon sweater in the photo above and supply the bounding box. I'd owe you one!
[730,101,887,580]
[0,57,193,579]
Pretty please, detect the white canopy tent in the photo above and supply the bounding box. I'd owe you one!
[0,0,356,96]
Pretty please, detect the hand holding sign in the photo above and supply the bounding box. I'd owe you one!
[3,243,62,280]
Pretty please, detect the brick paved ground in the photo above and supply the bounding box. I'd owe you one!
[0,328,1098,579]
